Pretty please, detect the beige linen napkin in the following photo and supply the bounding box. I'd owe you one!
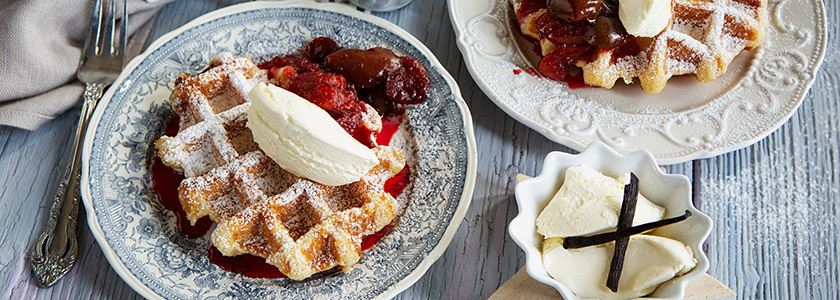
[0,0,174,130]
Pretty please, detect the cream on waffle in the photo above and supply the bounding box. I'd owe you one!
[510,0,767,94]
[154,52,405,280]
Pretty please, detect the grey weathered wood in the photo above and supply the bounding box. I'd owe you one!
[0,0,836,299]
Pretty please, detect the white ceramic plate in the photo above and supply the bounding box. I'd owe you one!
[80,1,476,299]
[449,0,827,164]
[509,142,713,299]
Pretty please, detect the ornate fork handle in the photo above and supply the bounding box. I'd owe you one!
[31,83,105,287]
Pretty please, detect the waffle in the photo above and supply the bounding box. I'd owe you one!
[154,52,405,280]
[510,0,767,94]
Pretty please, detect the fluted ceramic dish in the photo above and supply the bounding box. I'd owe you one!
[79,1,477,299]
[509,142,713,299]
[449,0,827,164]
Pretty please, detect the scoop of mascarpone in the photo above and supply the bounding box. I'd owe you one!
[542,235,696,300]
[535,165,666,238]
[619,0,672,37]
[246,83,378,186]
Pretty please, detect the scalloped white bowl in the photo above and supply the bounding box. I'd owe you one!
[509,142,713,299]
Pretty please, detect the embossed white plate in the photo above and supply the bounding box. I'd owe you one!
[449,0,827,164]
[80,1,476,299]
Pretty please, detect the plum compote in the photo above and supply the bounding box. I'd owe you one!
[324,48,401,89]
[260,37,430,119]
[258,37,431,147]
[520,0,641,83]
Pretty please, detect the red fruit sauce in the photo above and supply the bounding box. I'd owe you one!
[517,0,545,19]
[512,0,637,89]
[208,246,287,278]
[563,72,589,89]
[506,6,588,89]
[376,115,402,146]
[514,67,587,89]
[151,117,212,238]
[524,67,542,78]
[152,114,410,279]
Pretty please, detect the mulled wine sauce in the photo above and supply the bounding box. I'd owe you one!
[376,115,402,146]
[151,117,212,238]
[208,246,287,278]
[561,71,589,89]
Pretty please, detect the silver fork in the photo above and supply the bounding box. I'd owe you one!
[30,0,126,288]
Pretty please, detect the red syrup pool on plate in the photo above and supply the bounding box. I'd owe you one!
[376,114,402,146]
[152,114,410,279]
[152,116,212,238]
[208,245,287,278]
[561,71,589,89]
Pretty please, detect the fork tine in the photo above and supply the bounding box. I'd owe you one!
[82,0,102,60]
[101,0,114,56]
[118,0,127,58]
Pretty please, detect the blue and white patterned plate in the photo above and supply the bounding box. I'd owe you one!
[80,1,476,299]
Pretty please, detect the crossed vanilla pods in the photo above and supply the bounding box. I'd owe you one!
[537,166,697,299]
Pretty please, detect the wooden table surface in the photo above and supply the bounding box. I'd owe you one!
[1,0,837,299]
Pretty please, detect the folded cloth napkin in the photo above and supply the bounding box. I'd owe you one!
[0,0,174,130]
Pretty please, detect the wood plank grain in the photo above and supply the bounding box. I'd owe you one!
[699,2,840,298]
[0,108,141,300]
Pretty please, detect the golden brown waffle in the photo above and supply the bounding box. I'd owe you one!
[205,146,403,280]
[154,52,404,280]
[155,53,266,178]
[510,0,766,94]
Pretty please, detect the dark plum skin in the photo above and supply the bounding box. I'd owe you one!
[584,16,626,49]
[324,48,402,89]
[305,36,341,63]
[546,0,603,23]
[385,57,431,105]
[258,37,432,132]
